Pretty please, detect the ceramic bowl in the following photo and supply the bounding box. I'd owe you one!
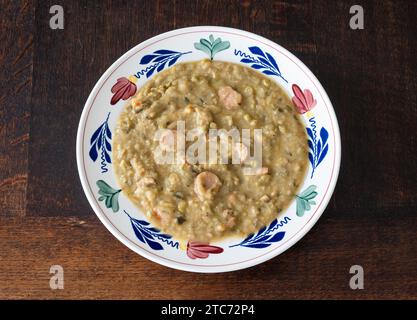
[76,26,341,273]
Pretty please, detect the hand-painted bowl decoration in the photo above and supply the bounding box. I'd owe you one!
[77,26,341,273]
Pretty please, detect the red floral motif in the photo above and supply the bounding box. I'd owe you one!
[292,84,317,114]
[110,77,137,105]
[186,241,224,259]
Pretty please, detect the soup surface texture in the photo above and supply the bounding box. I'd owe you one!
[113,60,308,242]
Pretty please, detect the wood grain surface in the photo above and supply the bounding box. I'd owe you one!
[0,0,416,299]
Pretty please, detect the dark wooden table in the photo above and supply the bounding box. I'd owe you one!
[1,0,416,299]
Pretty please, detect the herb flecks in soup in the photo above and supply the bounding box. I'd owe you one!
[113,60,308,242]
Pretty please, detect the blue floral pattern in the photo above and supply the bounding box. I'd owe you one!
[89,113,112,173]
[307,117,329,178]
[135,49,191,79]
[124,210,179,251]
[230,216,290,248]
[234,46,287,82]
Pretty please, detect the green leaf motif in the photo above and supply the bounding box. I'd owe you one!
[111,191,120,212]
[96,180,121,213]
[200,38,211,48]
[296,185,318,217]
[97,180,117,194]
[194,42,212,58]
[212,37,221,47]
[194,34,230,60]
[212,41,230,57]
